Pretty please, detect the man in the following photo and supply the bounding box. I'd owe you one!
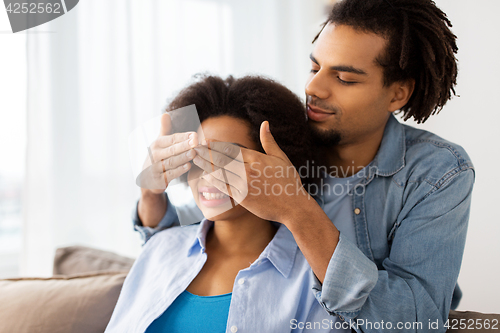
[134,0,474,332]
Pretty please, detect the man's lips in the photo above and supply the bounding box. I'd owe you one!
[307,104,335,122]
[308,104,333,114]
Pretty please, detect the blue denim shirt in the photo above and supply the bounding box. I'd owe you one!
[133,114,475,333]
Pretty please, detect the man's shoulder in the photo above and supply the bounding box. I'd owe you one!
[403,124,472,165]
[398,123,474,187]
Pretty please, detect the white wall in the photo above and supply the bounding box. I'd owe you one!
[405,0,500,313]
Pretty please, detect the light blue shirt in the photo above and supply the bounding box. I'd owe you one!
[107,219,350,333]
[133,114,475,332]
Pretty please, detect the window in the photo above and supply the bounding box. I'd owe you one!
[0,10,26,278]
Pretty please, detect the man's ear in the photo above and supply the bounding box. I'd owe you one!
[388,78,415,112]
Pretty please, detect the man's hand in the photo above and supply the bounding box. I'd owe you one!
[137,112,198,227]
[193,121,313,224]
[137,113,199,193]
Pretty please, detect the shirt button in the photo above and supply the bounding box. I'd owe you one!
[238,278,245,285]
[231,325,238,332]
[339,315,345,321]
[354,208,361,215]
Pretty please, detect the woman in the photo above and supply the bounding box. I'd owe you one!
[105,75,347,333]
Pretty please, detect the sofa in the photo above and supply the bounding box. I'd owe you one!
[0,246,497,333]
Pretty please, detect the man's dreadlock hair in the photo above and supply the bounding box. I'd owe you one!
[314,0,458,123]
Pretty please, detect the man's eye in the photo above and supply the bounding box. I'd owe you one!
[337,77,357,85]
[310,69,319,73]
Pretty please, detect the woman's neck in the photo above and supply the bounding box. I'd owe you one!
[207,214,277,257]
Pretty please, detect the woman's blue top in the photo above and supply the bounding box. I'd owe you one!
[145,290,232,333]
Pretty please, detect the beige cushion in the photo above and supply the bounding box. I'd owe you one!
[53,245,134,275]
[0,272,127,333]
[447,310,500,332]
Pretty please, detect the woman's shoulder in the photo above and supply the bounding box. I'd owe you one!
[143,223,201,252]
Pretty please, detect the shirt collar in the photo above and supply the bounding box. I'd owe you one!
[314,114,406,206]
[368,114,406,178]
[187,219,213,256]
[187,219,298,279]
[259,224,298,278]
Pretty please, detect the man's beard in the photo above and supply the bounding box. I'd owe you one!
[308,122,342,147]
[305,96,342,147]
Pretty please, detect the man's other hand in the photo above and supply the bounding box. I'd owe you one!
[138,113,198,194]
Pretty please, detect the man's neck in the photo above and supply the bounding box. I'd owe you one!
[322,125,386,178]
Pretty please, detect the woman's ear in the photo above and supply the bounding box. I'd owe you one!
[388,78,415,112]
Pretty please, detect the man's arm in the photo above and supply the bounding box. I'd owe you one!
[132,112,200,242]
[305,168,474,332]
[138,189,168,227]
[133,192,179,243]
[133,190,204,244]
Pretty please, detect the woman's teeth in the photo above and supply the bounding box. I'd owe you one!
[201,192,228,200]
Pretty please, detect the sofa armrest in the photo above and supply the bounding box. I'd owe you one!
[446,310,500,332]
[0,272,127,333]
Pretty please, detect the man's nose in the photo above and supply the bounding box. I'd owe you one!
[305,71,330,100]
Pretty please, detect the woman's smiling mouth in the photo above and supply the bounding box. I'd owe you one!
[198,186,231,207]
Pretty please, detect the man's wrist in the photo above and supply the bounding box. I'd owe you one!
[281,192,323,229]
[140,187,165,199]
[138,190,167,227]
[281,192,340,283]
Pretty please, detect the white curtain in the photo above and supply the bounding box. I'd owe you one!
[23,0,328,276]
